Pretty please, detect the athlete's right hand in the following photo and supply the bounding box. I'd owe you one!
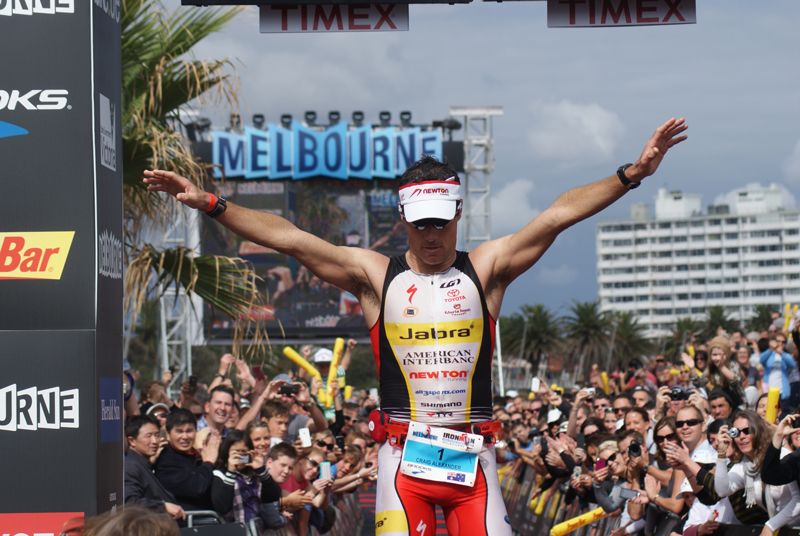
[143,169,209,210]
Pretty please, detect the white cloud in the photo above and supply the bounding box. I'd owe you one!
[527,101,624,164]
[783,140,800,184]
[490,179,539,237]
[533,263,579,287]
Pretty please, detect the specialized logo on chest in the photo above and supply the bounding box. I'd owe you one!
[384,265,484,423]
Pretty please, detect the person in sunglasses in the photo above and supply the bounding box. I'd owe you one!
[144,118,688,536]
[713,411,800,536]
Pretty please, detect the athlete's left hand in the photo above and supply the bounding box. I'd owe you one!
[625,118,688,184]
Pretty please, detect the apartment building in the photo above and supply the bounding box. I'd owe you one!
[597,183,800,338]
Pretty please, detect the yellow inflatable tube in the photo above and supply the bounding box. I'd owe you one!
[550,507,608,536]
[326,338,345,407]
[600,372,611,395]
[282,347,321,380]
[766,387,780,424]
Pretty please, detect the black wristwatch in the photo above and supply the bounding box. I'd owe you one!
[206,195,228,218]
[617,163,639,190]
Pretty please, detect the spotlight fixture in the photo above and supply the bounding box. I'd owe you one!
[252,113,265,129]
[399,110,412,127]
[280,114,293,129]
[328,111,341,125]
[378,111,391,126]
[304,110,317,126]
[351,110,365,127]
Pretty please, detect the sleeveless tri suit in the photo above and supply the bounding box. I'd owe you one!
[369,251,512,536]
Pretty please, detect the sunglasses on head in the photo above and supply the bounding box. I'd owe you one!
[655,432,678,443]
[307,459,320,468]
[676,418,703,428]
[411,218,452,231]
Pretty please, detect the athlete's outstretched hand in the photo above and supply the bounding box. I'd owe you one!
[628,118,688,183]
[143,169,210,210]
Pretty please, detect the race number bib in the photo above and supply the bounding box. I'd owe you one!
[399,421,484,487]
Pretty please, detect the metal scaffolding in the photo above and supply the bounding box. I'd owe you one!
[449,106,504,252]
[158,202,204,390]
[449,106,507,394]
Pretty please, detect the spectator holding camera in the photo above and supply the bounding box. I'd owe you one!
[715,410,800,535]
[761,333,797,405]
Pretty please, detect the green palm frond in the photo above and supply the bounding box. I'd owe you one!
[125,245,267,356]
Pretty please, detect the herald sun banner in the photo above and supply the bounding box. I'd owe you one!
[211,122,443,180]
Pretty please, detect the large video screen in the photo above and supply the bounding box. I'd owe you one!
[202,179,408,339]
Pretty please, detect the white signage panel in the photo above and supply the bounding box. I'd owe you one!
[548,0,696,28]
[260,3,409,33]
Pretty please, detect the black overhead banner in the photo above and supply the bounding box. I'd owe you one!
[0,0,123,521]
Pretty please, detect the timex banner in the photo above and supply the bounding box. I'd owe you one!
[0,2,123,515]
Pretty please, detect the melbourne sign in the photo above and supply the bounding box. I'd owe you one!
[548,0,696,27]
[211,121,443,180]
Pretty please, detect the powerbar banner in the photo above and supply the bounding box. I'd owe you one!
[0,1,123,515]
[211,122,443,180]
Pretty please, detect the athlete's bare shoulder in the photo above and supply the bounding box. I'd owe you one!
[347,247,390,324]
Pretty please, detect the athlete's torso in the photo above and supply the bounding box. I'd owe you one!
[370,251,495,426]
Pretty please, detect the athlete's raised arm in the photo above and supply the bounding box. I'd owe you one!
[472,118,687,307]
[142,170,388,303]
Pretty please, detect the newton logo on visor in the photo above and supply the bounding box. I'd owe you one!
[0,121,28,139]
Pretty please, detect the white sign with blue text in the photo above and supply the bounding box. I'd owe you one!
[212,122,442,180]
[400,421,483,487]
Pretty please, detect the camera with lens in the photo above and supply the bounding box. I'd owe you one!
[528,428,541,441]
[278,383,301,396]
[628,440,642,458]
[728,427,741,439]
[238,454,252,464]
[669,386,688,401]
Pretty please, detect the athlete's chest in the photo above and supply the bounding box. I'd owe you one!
[383,267,483,326]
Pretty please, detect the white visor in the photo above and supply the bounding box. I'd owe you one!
[399,179,462,223]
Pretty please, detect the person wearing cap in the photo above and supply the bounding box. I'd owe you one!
[144,118,687,536]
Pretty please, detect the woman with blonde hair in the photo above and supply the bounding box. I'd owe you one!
[715,410,800,536]
[704,336,744,408]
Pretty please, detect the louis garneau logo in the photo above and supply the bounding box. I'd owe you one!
[0,0,74,16]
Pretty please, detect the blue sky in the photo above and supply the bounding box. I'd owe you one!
[189,1,800,318]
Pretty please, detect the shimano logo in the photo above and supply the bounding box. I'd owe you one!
[0,0,74,15]
[98,230,122,279]
[0,383,79,431]
[0,89,70,111]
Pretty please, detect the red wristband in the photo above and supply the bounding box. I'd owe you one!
[205,193,218,213]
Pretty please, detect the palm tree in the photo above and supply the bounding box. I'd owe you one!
[501,304,561,370]
[747,304,775,333]
[662,316,702,359]
[703,305,739,340]
[562,301,611,380]
[121,1,267,357]
[608,311,652,369]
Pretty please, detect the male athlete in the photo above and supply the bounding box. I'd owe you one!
[144,117,687,535]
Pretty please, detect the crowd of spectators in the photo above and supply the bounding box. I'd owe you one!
[92,311,800,536]
[491,314,800,536]
[122,339,377,535]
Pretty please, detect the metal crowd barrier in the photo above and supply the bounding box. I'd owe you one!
[499,461,620,536]
[261,491,363,536]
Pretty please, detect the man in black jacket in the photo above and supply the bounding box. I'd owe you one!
[124,415,186,520]
[155,408,219,511]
